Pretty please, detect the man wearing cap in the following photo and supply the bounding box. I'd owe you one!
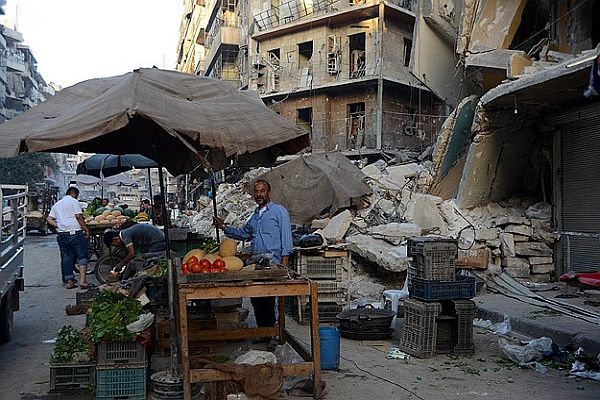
[103,224,166,275]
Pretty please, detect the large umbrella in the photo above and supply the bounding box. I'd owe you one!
[76,173,138,187]
[77,153,159,200]
[254,151,372,224]
[76,153,158,178]
[0,68,309,382]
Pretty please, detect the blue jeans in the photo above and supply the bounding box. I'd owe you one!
[57,231,88,282]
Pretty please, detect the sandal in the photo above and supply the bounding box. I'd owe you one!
[79,283,97,290]
[66,280,77,289]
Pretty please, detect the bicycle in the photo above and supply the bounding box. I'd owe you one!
[94,247,128,284]
[74,232,102,275]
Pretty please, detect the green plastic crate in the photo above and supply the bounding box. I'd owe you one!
[96,365,146,400]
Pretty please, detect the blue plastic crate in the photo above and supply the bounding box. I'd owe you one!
[96,365,146,400]
[410,276,475,301]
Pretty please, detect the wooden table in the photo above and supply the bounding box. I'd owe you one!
[177,276,322,400]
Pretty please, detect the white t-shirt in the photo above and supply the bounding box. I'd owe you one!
[49,195,83,232]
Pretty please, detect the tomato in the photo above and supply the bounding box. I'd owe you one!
[199,259,212,269]
[213,259,226,269]
[200,266,210,274]
[187,256,199,265]
[182,263,189,273]
[190,262,202,274]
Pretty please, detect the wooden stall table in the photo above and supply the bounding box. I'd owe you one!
[177,267,323,400]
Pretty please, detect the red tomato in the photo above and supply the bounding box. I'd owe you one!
[199,259,212,269]
[213,259,226,269]
[200,266,210,274]
[187,256,199,265]
[182,263,189,273]
[190,262,202,274]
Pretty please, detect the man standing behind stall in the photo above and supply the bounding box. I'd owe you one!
[46,187,91,289]
[214,179,293,343]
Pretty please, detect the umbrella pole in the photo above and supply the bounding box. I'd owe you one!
[211,176,220,242]
[158,165,180,377]
[148,168,153,200]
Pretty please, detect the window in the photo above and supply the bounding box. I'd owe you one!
[223,0,236,12]
[298,41,313,69]
[349,33,366,79]
[347,102,365,149]
[296,107,313,134]
[403,38,412,67]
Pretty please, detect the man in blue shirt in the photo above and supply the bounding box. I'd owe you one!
[214,179,293,342]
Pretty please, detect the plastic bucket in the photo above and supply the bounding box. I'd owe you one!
[319,327,340,370]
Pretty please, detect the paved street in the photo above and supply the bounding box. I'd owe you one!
[0,235,598,400]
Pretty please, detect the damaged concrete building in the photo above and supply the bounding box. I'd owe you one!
[429,0,600,281]
[176,0,600,284]
[176,0,466,151]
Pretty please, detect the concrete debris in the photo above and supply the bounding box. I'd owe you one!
[321,210,353,243]
[504,224,533,237]
[311,218,330,229]
[369,223,423,245]
[494,216,531,227]
[345,234,410,273]
[515,242,553,257]
[530,264,554,274]
[528,257,553,265]
[405,193,448,235]
[500,233,516,257]
[348,279,386,300]
[385,163,421,179]
[526,202,552,220]
[583,290,600,304]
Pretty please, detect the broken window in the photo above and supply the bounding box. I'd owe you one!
[327,36,342,75]
[298,41,313,86]
[403,38,412,67]
[296,107,313,134]
[347,102,365,149]
[298,41,313,69]
[349,33,366,79]
[223,0,236,13]
[266,49,281,92]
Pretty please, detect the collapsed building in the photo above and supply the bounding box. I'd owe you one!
[176,0,600,286]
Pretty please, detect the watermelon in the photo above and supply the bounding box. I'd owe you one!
[122,209,136,218]
[93,207,106,217]
[113,206,124,213]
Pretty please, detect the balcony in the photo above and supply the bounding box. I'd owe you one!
[1,26,23,43]
[3,49,25,72]
[205,17,240,70]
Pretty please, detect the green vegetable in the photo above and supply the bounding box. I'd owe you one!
[150,259,168,278]
[202,243,219,254]
[89,291,143,343]
[50,325,89,364]
[93,207,106,217]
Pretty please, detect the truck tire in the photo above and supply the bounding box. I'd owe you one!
[0,291,14,344]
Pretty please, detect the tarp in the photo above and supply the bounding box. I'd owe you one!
[77,154,158,178]
[0,68,309,175]
[76,173,137,187]
[254,152,372,224]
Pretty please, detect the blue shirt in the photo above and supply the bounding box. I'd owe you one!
[224,201,293,263]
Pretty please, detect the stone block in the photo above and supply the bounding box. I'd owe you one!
[526,273,551,283]
[322,210,353,243]
[502,256,530,268]
[515,242,552,257]
[486,239,501,248]
[361,164,382,179]
[369,223,422,245]
[500,233,516,257]
[476,227,500,241]
[494,216,530,227]
[505,224,533,237]
[531,263,554,274]
[345,234,411,272]
[405,193,448,235]
[526,202,551,220]
[503,264,531,278]
[491,248,501,257]
[512,234,530,242]
[529,256,553,265]
[385,163,421,179]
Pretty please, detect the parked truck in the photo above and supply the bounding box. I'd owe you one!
[0,185,27,344]
[26,183,58,235]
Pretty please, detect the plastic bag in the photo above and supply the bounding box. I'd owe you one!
[234,350,277,365]
[490,314,512,335]
[126,313,155,333]
[273,342,304,364]
[499,337,553,364]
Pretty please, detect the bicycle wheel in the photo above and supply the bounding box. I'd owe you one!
[94,254,124,284]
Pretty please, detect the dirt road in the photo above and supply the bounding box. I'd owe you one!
[0,235,598,400]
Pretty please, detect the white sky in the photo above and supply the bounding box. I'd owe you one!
[1,0,184,88]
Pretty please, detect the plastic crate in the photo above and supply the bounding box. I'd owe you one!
[453,299,476,356]
[407,237,458,258]
[287,297,344,324]
[97,340,146,367]
[315,280,344,293]
[50,363,95,391]
[76,287,100,307]
[96,365,147,400]
[399,299,441,358]
[294,251,348,280]
[410,276,476,301]
[435,315,458,354]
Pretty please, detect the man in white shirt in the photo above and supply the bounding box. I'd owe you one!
[47,187,91,289]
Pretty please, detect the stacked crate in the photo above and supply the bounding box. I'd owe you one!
[400,237,476,358]
[288,249,349,324]
[95,340,147,400]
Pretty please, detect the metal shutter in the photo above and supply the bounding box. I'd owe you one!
[550,102,600,272]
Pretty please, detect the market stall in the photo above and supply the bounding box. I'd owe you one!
[0,68,311,398]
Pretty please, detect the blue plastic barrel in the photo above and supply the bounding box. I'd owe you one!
[319,326,340,370]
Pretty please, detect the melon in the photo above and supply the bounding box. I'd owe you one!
[203,254,222,264]
[183,248,206,264]
[101,210,112,216]
[222,256,244,271]
[219,238,238,257]
[111,210,122,216]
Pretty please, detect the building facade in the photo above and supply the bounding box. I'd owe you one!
[176,0,449,152]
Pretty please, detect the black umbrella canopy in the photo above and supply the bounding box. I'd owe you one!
[76,153,158,178]
[0,68,309,175]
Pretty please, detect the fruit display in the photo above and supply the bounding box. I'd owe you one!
[134,212,150,222]
[84,205,131,226]
[181,239,243,274]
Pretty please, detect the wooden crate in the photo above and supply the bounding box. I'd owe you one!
[156,320,217,357]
